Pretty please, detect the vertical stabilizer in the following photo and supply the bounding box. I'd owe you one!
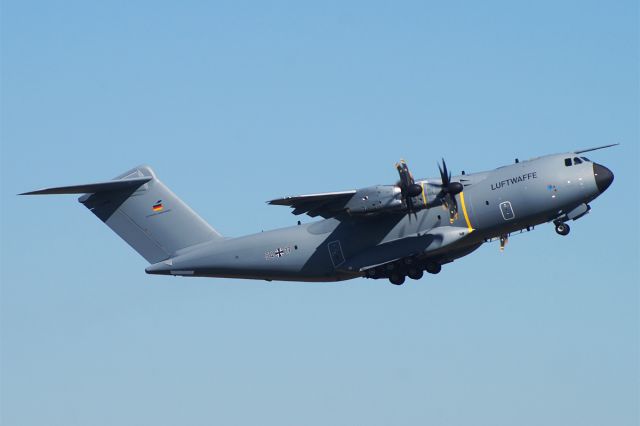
[12,164,222,264]
[75,165,221,263]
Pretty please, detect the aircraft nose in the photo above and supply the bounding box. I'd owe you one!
[593,163,614,193]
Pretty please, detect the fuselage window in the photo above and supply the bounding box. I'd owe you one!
[564,158,572,166]
[573,157,583,164]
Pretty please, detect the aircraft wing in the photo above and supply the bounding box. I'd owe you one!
[267,190,356,218]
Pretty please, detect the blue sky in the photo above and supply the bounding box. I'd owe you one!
[1,1,638,425]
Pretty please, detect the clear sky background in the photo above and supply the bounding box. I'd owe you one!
[1,1,638,425]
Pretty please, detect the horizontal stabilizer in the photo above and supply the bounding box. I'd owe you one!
[19,177,152,195]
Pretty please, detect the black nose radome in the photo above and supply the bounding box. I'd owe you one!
[593,163,614,193]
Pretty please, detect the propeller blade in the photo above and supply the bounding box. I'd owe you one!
[396,161,415,188]
[440,194,459,224]
[395,160,423,214]
[447,194,459,223]
[441,158,451,185]
[434,158,463,222]
[438,161,448,186]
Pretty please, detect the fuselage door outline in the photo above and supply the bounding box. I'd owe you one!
[499,201,515,221]
[327,240,345,268]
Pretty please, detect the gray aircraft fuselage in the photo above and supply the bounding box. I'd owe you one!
[142,151,613,283]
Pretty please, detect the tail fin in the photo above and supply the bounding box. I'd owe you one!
[21,165,222,263]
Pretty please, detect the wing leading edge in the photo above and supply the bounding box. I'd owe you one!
[267,190,357,218]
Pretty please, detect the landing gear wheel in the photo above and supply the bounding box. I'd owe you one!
[389,273,406,285]
[555,222,570,236]
[425,262,442,274]
[407,268,424,280]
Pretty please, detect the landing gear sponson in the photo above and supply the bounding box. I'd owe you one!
[365,257,442,285]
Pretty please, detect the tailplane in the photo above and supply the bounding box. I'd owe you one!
[20,165,222,263]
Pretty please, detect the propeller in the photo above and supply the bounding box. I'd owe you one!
[430,158,464,223]
[396,160,423,213]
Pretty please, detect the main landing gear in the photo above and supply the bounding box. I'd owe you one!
[554,220,570,236]
[389,273,406,285]
[424,262,441,275]
[368,259,442,285]
[407,267,423,280]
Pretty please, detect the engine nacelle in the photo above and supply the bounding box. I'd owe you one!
[344,185,404,215]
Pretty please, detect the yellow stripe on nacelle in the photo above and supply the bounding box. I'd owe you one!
[420,181,428,206]
[459,191,474,233]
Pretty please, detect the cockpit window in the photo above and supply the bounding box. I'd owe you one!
[581,156,590,162]
[573,157,583,164]
[564,158,572,167]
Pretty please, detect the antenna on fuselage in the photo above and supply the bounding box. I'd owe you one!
[574,143,620,154]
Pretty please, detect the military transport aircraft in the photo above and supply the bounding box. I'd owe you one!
[21,145,616,285]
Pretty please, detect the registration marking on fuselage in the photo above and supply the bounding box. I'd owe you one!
[265,246,292,260]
